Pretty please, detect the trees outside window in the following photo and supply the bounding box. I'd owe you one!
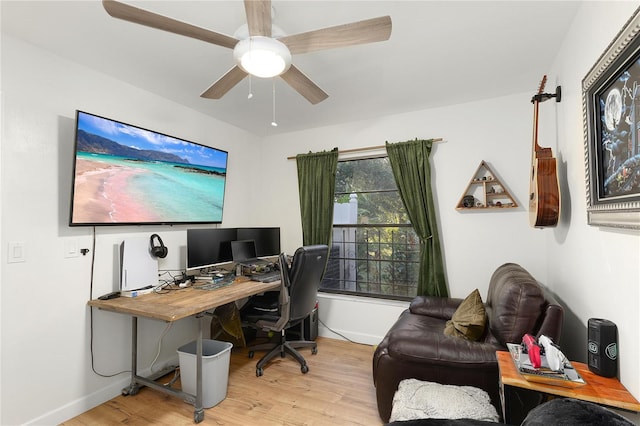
[320,157,419,300]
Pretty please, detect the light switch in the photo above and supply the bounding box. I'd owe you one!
[8,241,26,263]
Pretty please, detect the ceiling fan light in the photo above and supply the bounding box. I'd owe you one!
[234,36,291,78]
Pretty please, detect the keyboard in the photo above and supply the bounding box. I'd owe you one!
[250,271,281,283]
[194,277,234,291]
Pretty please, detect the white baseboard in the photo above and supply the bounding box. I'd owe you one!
[24,359,178,425]
[318,325,383,346]
[25,376,130,425]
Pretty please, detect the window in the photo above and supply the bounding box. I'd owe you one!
[320,157,419,300]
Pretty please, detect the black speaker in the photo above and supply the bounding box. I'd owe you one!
[149,234,168,258]
[587,318,617,378]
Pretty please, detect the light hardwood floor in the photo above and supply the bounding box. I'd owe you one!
[62,337,384,425]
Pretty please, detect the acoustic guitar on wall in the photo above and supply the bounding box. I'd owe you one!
[529,75,560,228]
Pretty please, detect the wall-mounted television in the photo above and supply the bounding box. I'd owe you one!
[69,111,228,226]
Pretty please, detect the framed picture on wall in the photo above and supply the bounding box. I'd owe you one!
[582,7,640,229]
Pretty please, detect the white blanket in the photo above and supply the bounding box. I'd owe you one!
[390,379,500,422]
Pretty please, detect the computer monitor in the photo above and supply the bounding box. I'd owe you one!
[186,228,237,273]
[237,227,281,257]
[231,240,257,262]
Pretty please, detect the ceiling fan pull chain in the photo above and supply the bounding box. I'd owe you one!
[248,37,254,99]
[271,79,278,127]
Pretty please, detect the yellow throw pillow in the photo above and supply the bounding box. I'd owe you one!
[444,289,486,341]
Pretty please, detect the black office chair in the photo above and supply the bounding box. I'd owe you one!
[243,244,328,377]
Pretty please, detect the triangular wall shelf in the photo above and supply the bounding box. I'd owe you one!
[456,161,518,210]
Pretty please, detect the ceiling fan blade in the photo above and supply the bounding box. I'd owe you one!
[200,66,248,99]
[280,65,328,105]
[244,0,271,37]
[102,0,238,49]
[279,16,392,55]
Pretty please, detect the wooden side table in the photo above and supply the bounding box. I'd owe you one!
[497,350,640,424]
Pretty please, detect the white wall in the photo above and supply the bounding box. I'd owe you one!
[0,36,264,425]
[2,1,640,424]
[544,0,640,413]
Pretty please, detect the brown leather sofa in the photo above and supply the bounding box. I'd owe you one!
[372,263,564,422]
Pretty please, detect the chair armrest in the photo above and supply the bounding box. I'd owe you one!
[409,296,464,319]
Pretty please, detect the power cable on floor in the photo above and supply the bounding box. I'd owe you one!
[318,318,372,346]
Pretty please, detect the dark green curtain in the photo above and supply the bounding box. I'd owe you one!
[296,148,339,246]
[385,139,447,297]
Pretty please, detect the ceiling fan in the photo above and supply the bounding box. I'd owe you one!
[102,0,392,104]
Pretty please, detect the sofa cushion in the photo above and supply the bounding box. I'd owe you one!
[485,263,546,346]
[444,289,486,341]
[383,309,501,367]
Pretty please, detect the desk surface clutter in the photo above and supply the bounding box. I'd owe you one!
[88,278,280,322]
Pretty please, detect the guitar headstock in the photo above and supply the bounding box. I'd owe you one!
[532,75,548,103]
[537,75,547,94]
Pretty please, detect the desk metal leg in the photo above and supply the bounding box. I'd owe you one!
[193,313,204,423]
[119,315,206,423]
[122,316,141,396]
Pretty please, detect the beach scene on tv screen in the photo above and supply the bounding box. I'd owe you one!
[71,112,227,224]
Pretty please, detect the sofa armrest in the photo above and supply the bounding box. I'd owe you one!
[409,296,464,319]
[535,303,564,343]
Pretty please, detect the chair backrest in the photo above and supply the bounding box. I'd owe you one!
[485,263,564,346]
[287,245,328,323]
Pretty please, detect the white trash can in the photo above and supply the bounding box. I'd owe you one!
[177,339,233,408]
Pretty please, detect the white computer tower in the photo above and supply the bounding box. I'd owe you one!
[120,237,158,292]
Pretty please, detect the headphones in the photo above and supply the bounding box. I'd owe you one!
[149,234,168,258]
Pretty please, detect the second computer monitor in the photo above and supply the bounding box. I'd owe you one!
[237,227,281,257]
[231,239,257,262]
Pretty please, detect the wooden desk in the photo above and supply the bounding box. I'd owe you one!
[497,350,640,424]
[88,279,280,423]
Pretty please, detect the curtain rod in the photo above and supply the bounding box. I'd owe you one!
[286,138,443,160]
